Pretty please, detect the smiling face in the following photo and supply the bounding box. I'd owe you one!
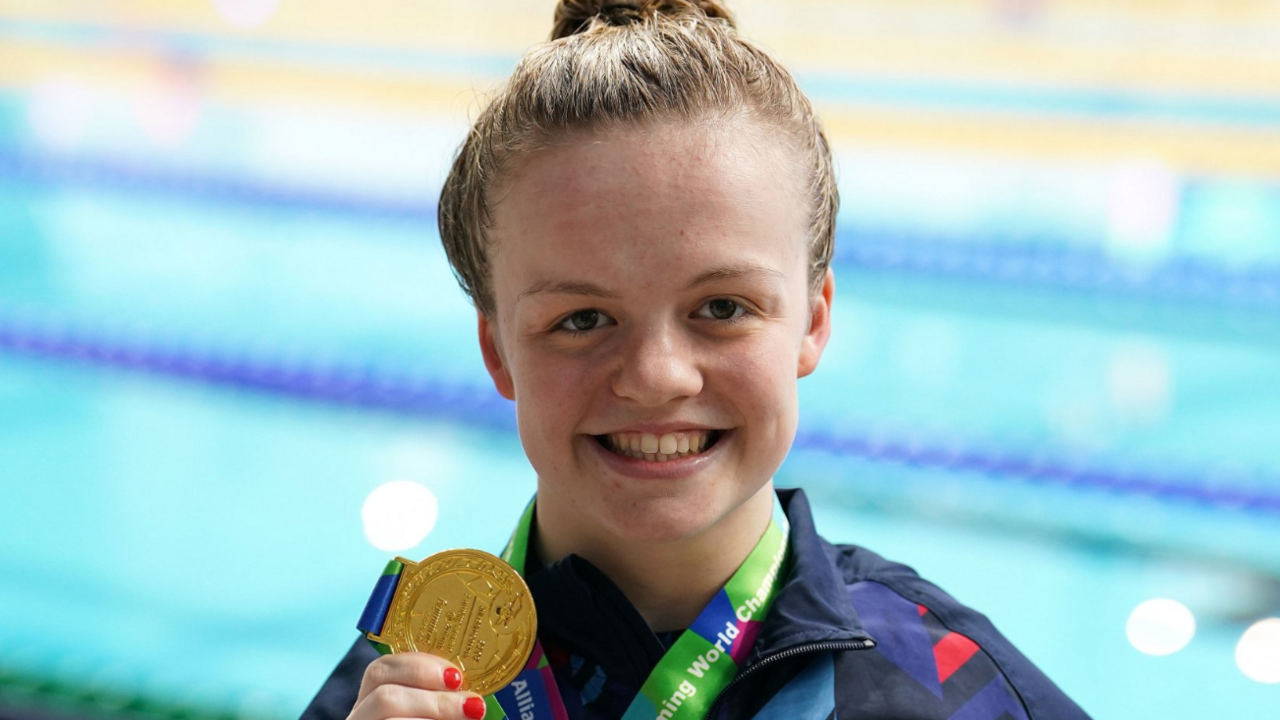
[479,118,833,552]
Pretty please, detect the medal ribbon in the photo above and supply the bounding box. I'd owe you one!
[487,494,791,720]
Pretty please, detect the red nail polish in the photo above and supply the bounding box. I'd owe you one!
[463,696,486,720]
[443,667,462,690]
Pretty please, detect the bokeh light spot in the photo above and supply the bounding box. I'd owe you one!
[1108,340,1173,426]
[1236,618,1280,684]
[1126,598,1195,656]
[28,76,95,150]
[212,0,280,28]
[132,73,201,147]
[362,481,439,552]
[1106,159,1179,266]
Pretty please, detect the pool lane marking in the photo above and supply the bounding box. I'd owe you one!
[1,311,1278,516]
[4,148,1280,314]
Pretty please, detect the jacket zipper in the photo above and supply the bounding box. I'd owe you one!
[704,638,876,719]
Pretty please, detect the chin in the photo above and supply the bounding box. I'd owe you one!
[593,478,777,548]
[598,497,719,544]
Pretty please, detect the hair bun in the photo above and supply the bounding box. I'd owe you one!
[551,0,736,40]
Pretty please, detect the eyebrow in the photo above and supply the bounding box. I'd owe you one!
[518,280,621,301]
[517,262,786,301]
[687,262,787,290]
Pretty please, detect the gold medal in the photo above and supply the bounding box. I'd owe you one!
[366,549,537,696]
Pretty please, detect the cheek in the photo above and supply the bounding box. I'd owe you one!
[512,349,601,448]
[715,336,800,436]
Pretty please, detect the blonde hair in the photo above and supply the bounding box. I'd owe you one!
[439,0,838,316]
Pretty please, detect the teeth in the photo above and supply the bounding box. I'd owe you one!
[605,430,716,462]
[659,434,677,455]
[641,433,659,454]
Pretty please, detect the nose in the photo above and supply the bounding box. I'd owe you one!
[610,321,703,406]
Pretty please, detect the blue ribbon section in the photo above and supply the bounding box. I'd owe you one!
[356,571,402,636]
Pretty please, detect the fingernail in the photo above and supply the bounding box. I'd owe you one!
[443,667,462,690]
[463,696,486,720]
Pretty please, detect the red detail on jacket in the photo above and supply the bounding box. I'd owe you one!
[934,631,981,683]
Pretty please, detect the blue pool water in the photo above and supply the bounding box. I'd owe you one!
[3,344,1279,719]
[3,181,1279,716]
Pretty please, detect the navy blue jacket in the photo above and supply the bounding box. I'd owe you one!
[300,488,1090,719]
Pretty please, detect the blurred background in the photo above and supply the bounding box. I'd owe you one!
[1,0,1278,718]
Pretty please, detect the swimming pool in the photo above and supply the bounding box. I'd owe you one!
[2,2,1278,719]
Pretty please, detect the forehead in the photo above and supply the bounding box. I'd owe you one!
[502,117,799,203]
[487,119,809,292]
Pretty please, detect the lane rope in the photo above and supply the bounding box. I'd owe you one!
[4,148,1279,311]
[2,309,1277,515]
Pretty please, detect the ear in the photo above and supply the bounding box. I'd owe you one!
[797,269,834,378]
[478,311,516,400]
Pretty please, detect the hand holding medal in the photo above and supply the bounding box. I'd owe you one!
[352,549,538,720]
[352,498,789,720]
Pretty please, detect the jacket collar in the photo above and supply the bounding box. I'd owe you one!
[525,487,871,683]
[742,487,871,666]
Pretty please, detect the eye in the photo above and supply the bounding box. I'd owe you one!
[559,309,612,334]
[696,298,746,321]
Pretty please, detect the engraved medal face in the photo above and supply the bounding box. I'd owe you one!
[369,549,536,696]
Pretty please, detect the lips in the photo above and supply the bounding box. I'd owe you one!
[595,429,725,462]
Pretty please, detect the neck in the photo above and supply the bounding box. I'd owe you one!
[532,483,776,632]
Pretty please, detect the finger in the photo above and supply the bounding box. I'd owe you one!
[352,685,486,720]
[356,653,464,703]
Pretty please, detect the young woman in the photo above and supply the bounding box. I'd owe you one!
[301,2,1090,718]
